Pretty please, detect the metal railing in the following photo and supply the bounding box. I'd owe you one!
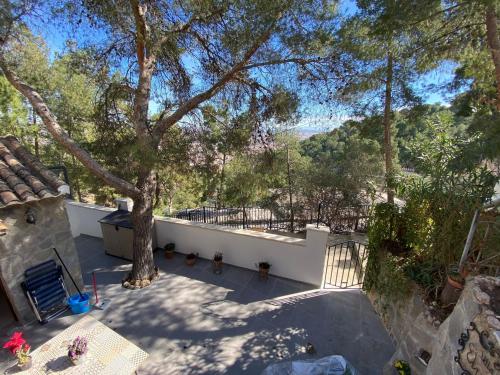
[323,240,369,288]
[168,204,370,233]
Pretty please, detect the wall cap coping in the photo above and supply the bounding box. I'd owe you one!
[155,216,307,246]
[65,200,115,212]
[306,224,330,233]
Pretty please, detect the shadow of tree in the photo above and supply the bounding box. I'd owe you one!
[0,235,394,374]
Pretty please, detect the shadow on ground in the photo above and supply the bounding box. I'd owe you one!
[1,234,394,374]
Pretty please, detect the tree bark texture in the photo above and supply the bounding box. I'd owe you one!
[383,51,395,204]
[286,143,295,231]
[130,169,157,281]
[217,153,226,209]
[0,58,139,198]
[1,1,281,289]
[486,5,500,111]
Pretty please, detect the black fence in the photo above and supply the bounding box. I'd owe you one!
[168,204,370,234]
[323,241,369,288]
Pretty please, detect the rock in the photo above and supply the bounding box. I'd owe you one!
[493,331,500,346]
[473,288,490,305]
[141,279,151,288]
[486,316,500,330]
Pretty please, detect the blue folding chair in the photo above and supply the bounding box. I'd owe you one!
[22,260,69,324]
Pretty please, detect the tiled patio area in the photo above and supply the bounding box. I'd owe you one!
[1,235,394,374]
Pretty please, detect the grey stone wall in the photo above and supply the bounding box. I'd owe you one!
[427,276,500,374]
[371,276,500,375]
[0,197,83,324]
[368,287,440,375]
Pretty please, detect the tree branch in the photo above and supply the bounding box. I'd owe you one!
[130,0,156,140]
[130,0,148,69]
[485,5,500,110]
[241,57,323,70]
[153,16,281,139]
[0,57,140,197]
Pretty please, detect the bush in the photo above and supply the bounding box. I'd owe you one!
[364,118,497,303]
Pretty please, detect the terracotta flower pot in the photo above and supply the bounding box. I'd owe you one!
[213,260,223,274]
[69,353,86,366]
[447,275,464,290]
[165,249,175,259]
[185,254,197,266]
[440,275,464,306]
[17,357,32,371]
[259,265,270,280]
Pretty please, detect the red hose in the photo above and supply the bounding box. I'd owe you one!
[92,272,98,304]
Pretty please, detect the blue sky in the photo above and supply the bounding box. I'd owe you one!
[26,0,462,134]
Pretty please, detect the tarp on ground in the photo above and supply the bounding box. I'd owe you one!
[261,355,357,375]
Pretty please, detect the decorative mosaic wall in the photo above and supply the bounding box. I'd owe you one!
[428,276,500,374]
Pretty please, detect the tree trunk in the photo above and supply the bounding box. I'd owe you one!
[486,5,500,111]
[68,126,82,201]
[154,173,161,209]
[32,108,40,158]
[286,143,294,231]
[129,169,157,282]
[383,51,395,204]
[217,153,227,208]
[72,157,83,202]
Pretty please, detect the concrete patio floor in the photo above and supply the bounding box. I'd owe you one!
[1,235,394,374]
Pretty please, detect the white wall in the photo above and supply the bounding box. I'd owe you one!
[64,201,330,285]
[65,200,113,237]
[155,217,329,285]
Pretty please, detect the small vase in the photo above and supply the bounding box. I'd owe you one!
[447,275,464,290]
[213,260,223,274]
[69,353,86,366]
[17,357,32,371]
[259,267,269,280]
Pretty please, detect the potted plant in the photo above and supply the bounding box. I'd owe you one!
[441,266,465,306]
[3,332,31,370]
[185,252,198,266]
[68,336,88,366]
[447,270,465,289]
[257,261,271,280]
[164,243,175,259]
[213,252,223,274]
[393,360,411,375]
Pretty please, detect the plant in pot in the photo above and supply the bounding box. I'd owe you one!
[213,252,223,274]
[68,336,88,366]
[164,243,175,259]
[3,332,32,370]
[257,261,271,280]
[440,266,465,306]
[185,252,198,266]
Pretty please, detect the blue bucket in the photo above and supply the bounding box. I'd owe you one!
[67,292,91,314]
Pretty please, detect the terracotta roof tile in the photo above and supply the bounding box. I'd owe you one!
[0,136,69,208]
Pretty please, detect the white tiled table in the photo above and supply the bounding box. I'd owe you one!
[17,315,148,374]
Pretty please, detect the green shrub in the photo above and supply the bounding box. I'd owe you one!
[375,253,412,302]
[365,118,497,302]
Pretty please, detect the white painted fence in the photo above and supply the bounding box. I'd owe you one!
[65,200,329,285]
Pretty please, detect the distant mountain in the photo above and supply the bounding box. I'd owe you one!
[297,128,326,139]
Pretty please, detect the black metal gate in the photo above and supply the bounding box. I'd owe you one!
[323,241,369,288]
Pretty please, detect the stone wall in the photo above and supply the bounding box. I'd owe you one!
[0,197,83,324]
[427,276,500,374]
[371,276,500,374]
[368,287,441,375]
